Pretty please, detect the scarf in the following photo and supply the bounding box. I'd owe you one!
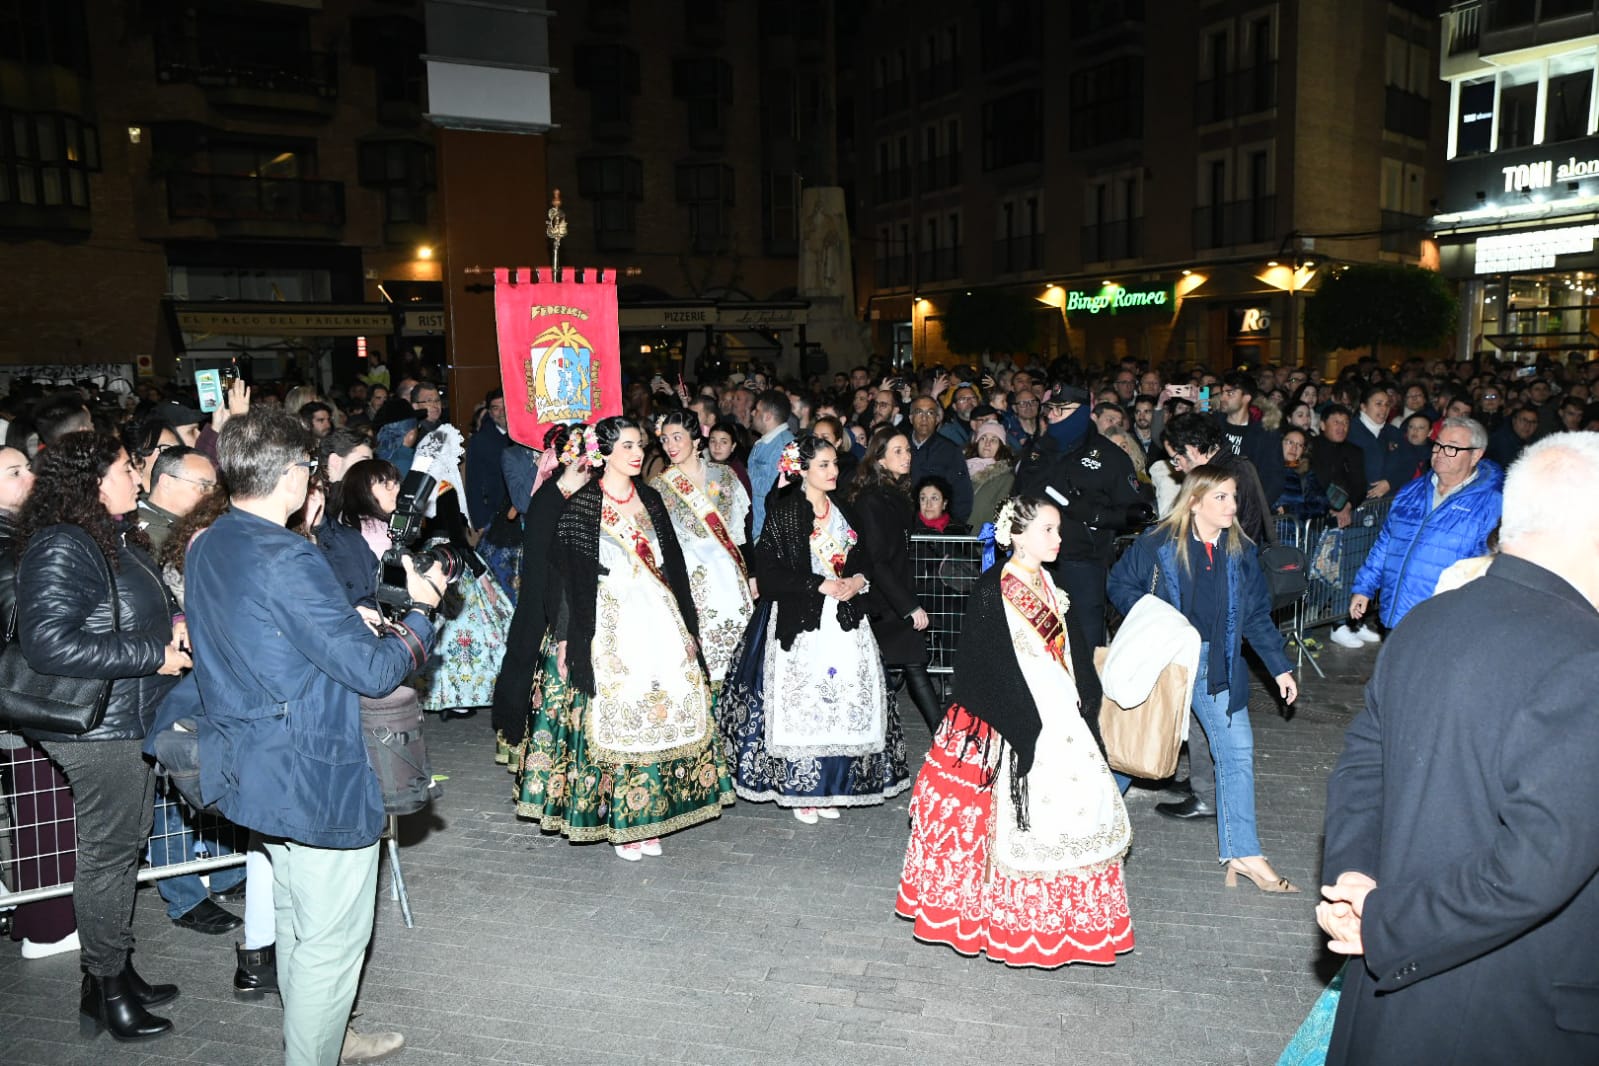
[1044,404,1091,452]
[918,512,951,533]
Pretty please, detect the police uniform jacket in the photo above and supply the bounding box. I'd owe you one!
[1013,423,1148,565]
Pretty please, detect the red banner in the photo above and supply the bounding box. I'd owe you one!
[494,268,622,448]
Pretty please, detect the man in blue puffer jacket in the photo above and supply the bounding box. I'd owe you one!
[1349,417,1502,630]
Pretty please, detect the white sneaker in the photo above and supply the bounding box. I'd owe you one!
[614,843,643,861]
[639,838,662,856]
[814,808,840,820]
[793,808,819,825]
[1355,626,1382,644]
[1329,625,1365,649]
[21,930,79,959]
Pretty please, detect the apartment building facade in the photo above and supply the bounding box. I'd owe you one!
[846,0,1448,371]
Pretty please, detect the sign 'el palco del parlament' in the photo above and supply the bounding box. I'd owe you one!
[1475,224,1599,274]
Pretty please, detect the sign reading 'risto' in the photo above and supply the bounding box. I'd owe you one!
[1064,283,1173,315]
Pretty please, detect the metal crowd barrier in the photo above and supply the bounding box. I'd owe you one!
[906,494,1397,690]
[0,737,247,911]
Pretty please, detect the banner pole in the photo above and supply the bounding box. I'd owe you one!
[546,188,568,282]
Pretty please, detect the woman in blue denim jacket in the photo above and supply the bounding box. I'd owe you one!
[1108,465,1300,893]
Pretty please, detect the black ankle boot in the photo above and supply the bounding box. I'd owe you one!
[124,953,179,1007]
[234,943,278,1000]
[902,665,944,733]
[80,972,173,1041]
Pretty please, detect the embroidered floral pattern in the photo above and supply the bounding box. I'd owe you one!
[895,708,1135,968]
[514,637,735,843]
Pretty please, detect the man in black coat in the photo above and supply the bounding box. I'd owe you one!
[906,395,973,525]
[1318,432,1599,1066]
[1309,404,1367,526]
[1214,370,1285,506]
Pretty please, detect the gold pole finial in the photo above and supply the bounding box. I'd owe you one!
[546,188,568,279]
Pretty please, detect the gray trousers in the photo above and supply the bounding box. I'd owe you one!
[37,738,155,978]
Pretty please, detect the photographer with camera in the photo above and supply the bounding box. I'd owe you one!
[183,410,442,1066]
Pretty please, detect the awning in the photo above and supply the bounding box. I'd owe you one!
[162,300,446,354]
[618,301,809,331]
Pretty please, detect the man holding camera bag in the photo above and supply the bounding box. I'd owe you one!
[184,410,443,1066]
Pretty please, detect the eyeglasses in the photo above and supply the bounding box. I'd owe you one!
[910,408,940,418]
[292,459,319,472]
[170,475,219,492]
[1431,441,1480,457]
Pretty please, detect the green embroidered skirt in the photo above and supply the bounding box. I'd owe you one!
[514,644,735,844]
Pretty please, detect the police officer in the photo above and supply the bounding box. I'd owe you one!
[1013,380,1154,653]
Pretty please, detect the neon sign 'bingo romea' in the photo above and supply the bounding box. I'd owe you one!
[1064,283,1173,315]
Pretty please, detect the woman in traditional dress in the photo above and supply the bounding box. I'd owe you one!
[492,424,591,766]
[897,495,1135,968]
[409,426,515,718]
[648,409,755,691]
[515,416,734,860]
[719,435,910,824]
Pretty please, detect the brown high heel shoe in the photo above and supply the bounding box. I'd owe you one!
[1224,859,1301,894]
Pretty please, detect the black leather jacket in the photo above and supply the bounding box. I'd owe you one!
[0,510,20,647]
[17,522,178,743]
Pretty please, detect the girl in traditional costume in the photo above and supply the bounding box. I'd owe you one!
[897,495,1134,967]
[719,435,910,824]
[648,409,755,691]
[515,416,734,861]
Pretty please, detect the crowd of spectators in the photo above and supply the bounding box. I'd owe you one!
[0,343,1595,1060]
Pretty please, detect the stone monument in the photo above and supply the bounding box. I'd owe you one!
[798,186,870,373]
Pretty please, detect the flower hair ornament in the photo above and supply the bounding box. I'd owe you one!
[584,427,605,468]
[558,426,588,467]
[992,498,1020,549]
[777,439,803,479]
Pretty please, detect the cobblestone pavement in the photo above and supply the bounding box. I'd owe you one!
[0,642,1375,1066]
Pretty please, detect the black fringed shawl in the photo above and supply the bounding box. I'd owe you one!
[754,490,876,651]
[949,563,1047,829]
[545,479,704,697]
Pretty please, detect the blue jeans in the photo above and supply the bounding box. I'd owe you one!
[1188,645,1261,860]
[149,786,246,919]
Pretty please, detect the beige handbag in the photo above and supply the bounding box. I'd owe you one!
[1094,646,1188,780]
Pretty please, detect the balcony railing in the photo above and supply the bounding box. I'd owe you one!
[874,166,912,202]
[1080,218,1143,263]
[919,152,961,191]
[1195,61,1277,124]
[1447,2,1482,54]
[157,49,338,99]
[993,234,1043,273]
[1385,86,1432,139]
[167,173,345,226]
[1192,196,1276,249]
[1380,210,1426,256]
[918,247,963,281]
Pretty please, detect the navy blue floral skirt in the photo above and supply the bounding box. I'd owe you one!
[717,599,910,808]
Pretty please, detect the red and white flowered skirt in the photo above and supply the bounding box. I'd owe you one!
[895,707,1135,968]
